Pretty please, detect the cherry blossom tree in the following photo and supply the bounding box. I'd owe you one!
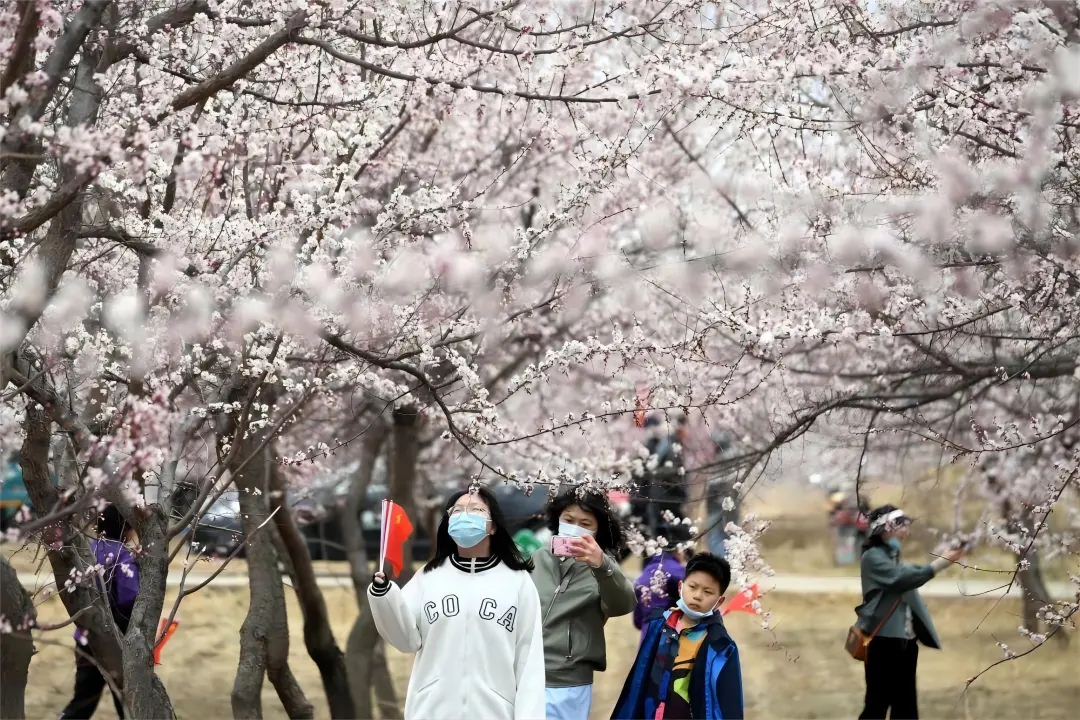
[0,0,772,715]
[4,0,1079,713]
[631,0,1080,650]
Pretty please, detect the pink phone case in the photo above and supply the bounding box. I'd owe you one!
[551,536,575,557]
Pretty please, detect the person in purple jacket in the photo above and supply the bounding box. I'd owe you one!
[60,506,139,719]
[633,523,692,642]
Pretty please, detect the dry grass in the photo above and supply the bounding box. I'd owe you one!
[743,477,1079,580]
[11,472,1077,717]
[22,581,1078,719]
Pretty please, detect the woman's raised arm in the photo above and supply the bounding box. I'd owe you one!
[368,572,424,653]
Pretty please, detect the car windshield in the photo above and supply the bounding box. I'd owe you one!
[204,494,240,518]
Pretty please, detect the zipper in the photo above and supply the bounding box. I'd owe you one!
[545,560,580,661]
[545,562,577,617]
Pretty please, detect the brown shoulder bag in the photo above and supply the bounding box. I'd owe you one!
[845,598,901,662]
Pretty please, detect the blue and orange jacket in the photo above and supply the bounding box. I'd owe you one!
[611,608,744,720]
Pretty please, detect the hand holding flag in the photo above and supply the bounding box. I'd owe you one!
[379,500,414,578]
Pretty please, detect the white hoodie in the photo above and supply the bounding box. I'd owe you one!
[368,555,546,720]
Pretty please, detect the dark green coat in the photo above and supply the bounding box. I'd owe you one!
[856,544,942,648]
[530,548,637,687]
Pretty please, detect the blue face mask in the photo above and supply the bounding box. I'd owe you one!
[558,521,594,538]
[885,537,902,552]
[448,513,489,549]
[676,591,718,622]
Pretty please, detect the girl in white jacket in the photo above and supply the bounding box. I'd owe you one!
[369,486,546,720]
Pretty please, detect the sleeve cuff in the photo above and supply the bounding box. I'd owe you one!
[368,580,391,597]
[592,553,616,576]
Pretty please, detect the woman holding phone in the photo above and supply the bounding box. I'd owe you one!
[530,489,636,720]
[368,486,546,720]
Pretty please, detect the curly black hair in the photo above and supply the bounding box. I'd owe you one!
[546,488,626,553]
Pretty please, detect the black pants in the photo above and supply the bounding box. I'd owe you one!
[859,636,919,719]
[59,652,125,719]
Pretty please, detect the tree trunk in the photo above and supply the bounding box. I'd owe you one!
[20,399,175,718]
[268,464,355,718]
[342,419,397,719]
[120,507,175,718]
[0,556,36,720]
[18,405,126,692]
[1017,547,1069,646]
[344,418,389,598]
[230,443,314,720]
[345,406,421,720]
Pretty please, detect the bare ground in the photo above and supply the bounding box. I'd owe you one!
[21,583,1077,719]
[12,478,1077,717]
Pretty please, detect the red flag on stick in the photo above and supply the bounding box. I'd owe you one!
[154,619,179,665]
[379,500,414,578]
[721,583,760,617]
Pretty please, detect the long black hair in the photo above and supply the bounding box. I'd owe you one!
[423,486,533,573]
[546,488,626,554]
[97,505,128,541]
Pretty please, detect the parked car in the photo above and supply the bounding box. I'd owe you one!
[354,480,437,563]
[183,472,556,565]
[189,491,244,557]
[1,455,60,534]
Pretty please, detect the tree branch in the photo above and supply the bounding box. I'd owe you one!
[168,10,308,113]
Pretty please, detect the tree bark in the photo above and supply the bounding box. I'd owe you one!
[120,507,175,719]
[1017,547,1069,646]
[18,405,126,690]
[268,464,355,718]
[342,419,396,719]
[230,443,314,719]
[0,556,36,720]
[345,406,421,720]
[18,391,175,720]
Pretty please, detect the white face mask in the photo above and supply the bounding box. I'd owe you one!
[558,521,594,538]
[677,589,719,621]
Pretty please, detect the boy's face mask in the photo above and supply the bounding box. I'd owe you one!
[676,583,722,621]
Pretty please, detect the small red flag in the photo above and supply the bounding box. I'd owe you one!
[154,619,179,665]
[380,500,413,578]
[721,583,760,617]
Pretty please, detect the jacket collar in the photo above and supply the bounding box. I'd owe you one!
[450,554,500,573]
[664,607,727,633]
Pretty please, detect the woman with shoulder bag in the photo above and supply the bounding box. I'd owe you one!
[530,489,637,720]
[856,505,965,720]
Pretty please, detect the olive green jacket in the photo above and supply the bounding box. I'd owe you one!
[856,544,942,649]
[530,548,637,687]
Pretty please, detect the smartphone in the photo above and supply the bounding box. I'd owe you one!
[551,536,575,557]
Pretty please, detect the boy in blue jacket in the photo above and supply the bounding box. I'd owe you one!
[612,552,744,719]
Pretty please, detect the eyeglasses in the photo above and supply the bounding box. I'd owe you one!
[448,506,490,519]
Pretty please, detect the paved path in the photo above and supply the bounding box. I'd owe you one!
[760,574,1074,599]
[15,569,1074,599]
